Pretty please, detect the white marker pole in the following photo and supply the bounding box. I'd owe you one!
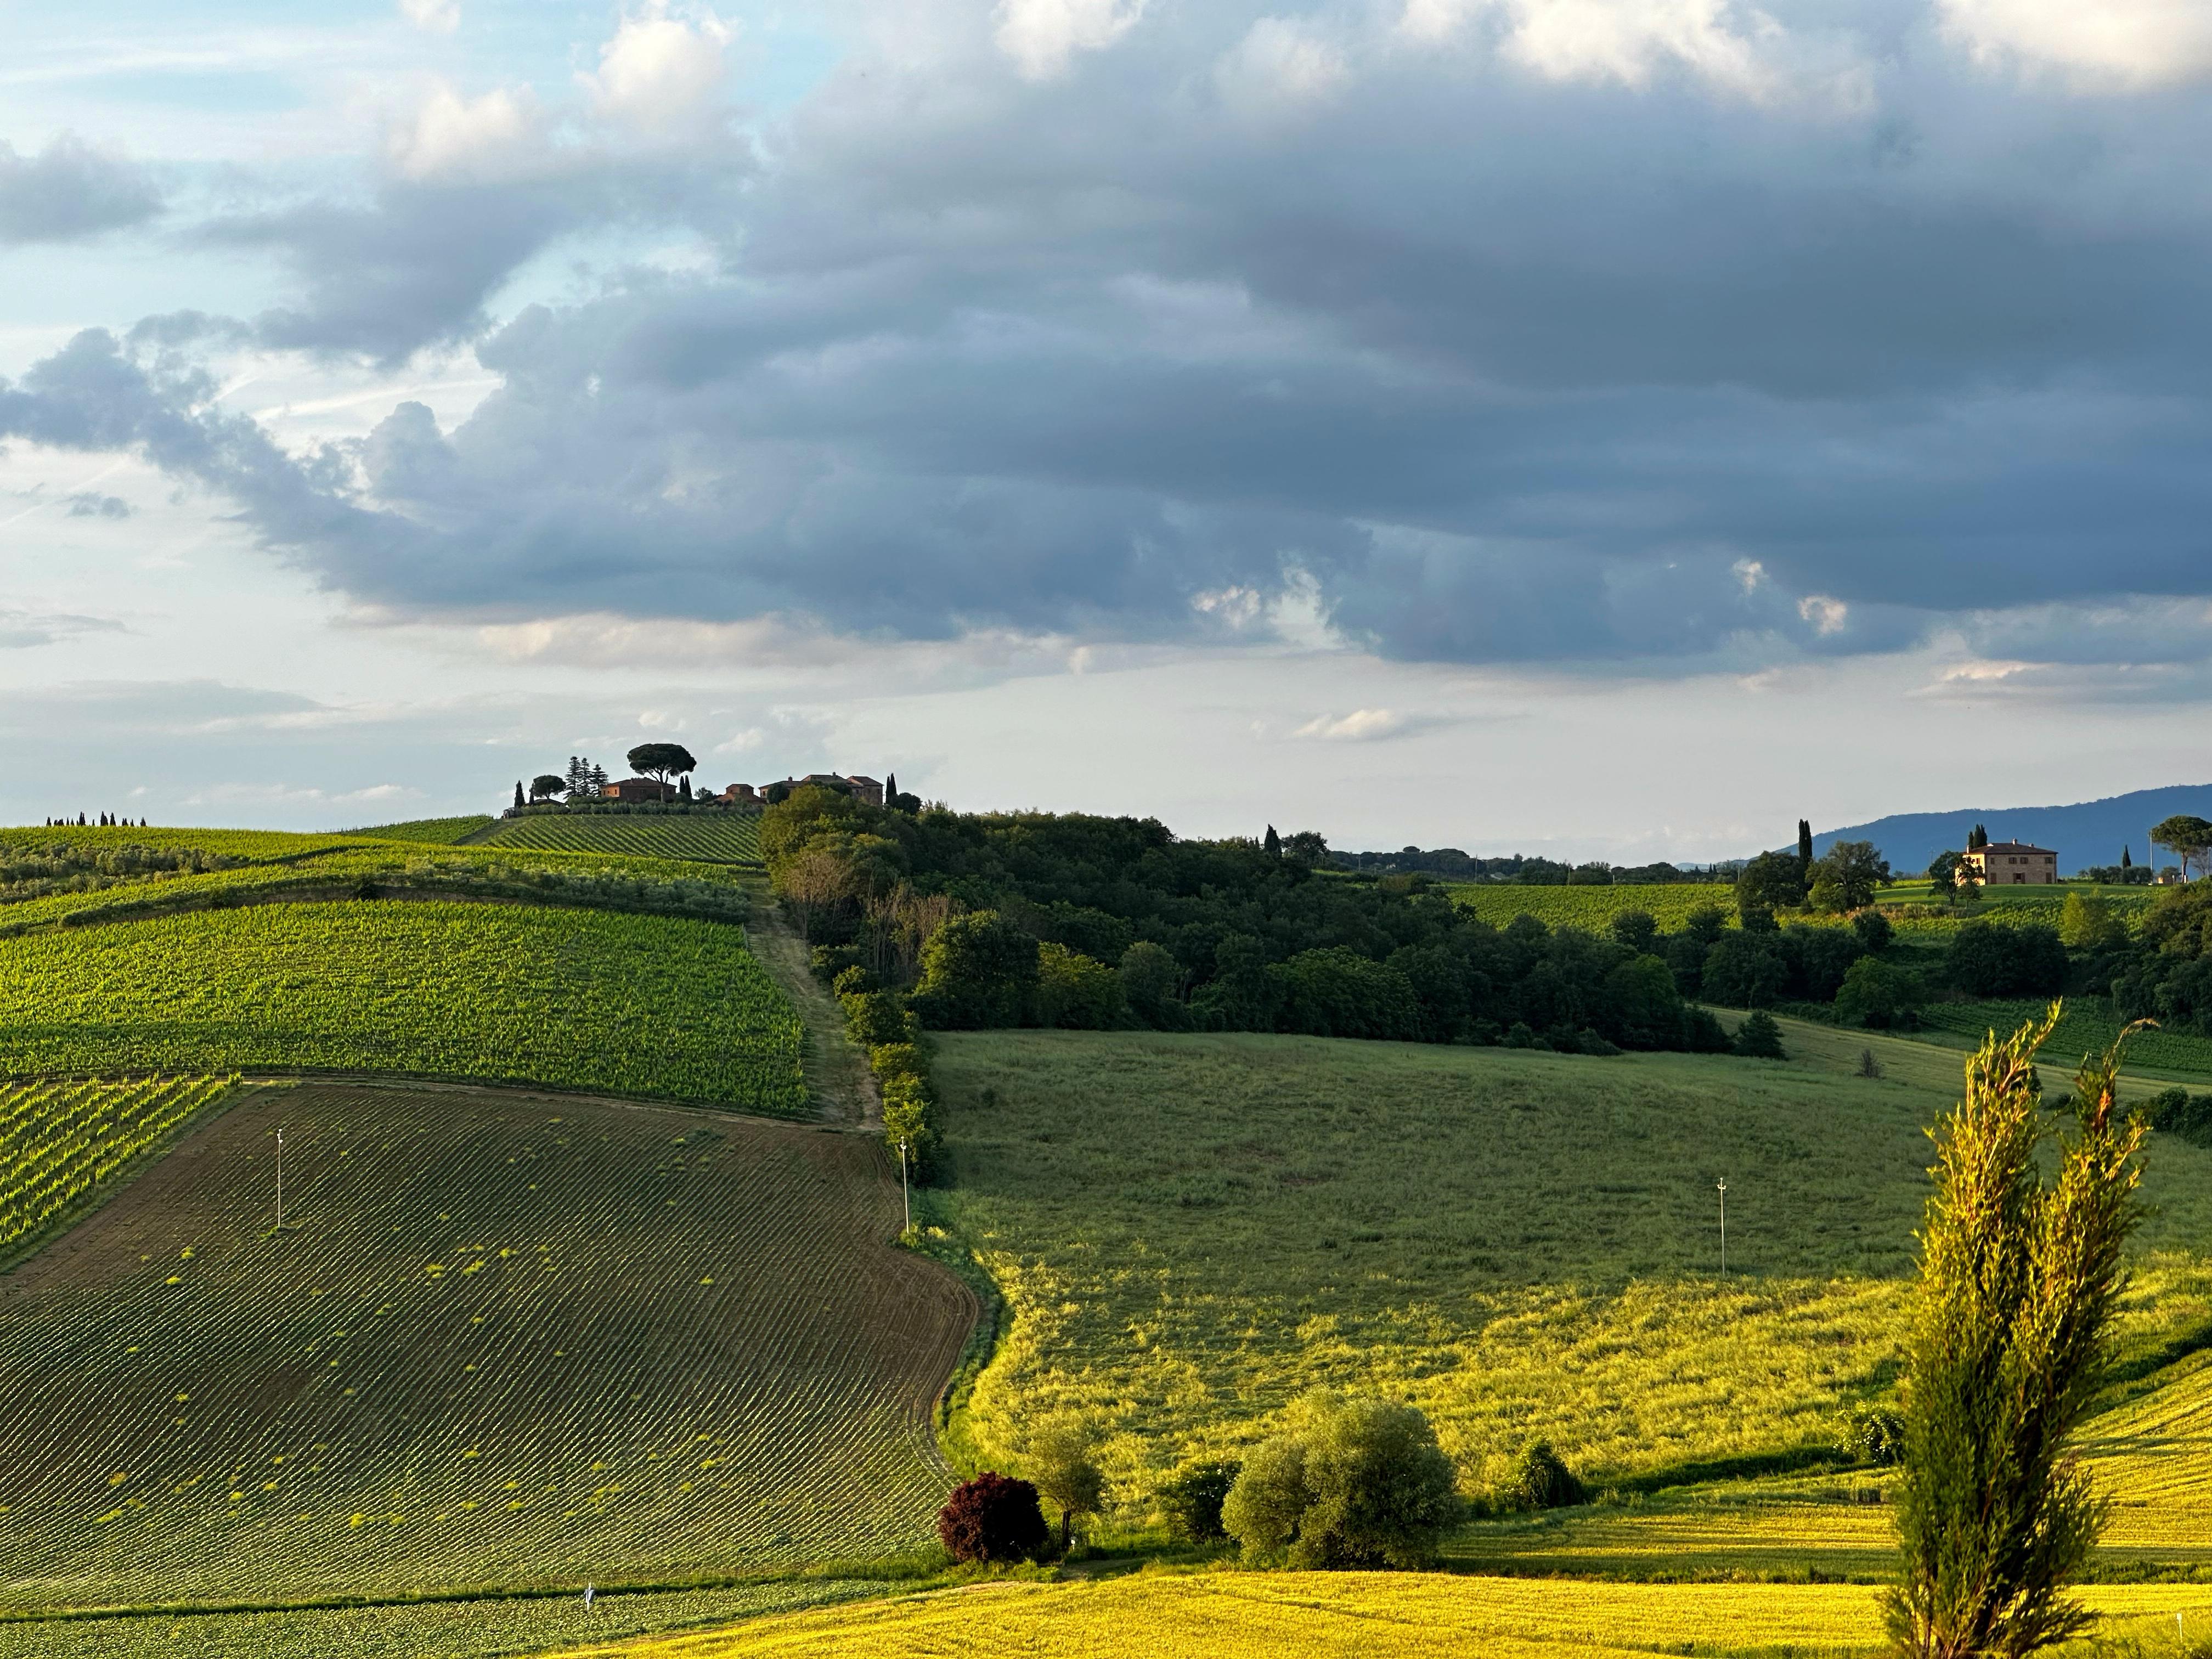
[1717,1178,1728,1279]
[275,1127,285,1231]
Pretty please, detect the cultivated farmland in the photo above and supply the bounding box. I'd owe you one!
[928,1027,2212,1503]
[472,814,764,866]
[0,1075,238,1262]
[556,1571,2212,1658]
[0,1082,974,1610]
[1447,882,1737,932]
[354,816,497,845]
[0,902,808,1112]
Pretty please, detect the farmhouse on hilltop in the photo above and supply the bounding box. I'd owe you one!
[1960,840,2058,885]
[600,777,678,802]
[717,774,884,808]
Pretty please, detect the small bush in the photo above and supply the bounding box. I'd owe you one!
[1842,1404,1905,1467]
[2146,1086,2212,1150]
[1856,1047,1883,1080]
[1504,1439,1586,1510]
[1162,1460,1241,1542]
[1733,1009,1786,1059]
[831,964,876,997]
[937,1471,1049,1564]
[1221,1390,1460,1569]
[1681,1006,1732,1053]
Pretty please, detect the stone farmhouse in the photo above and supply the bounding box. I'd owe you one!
[1960,840,2058,885]
[715,774,884,808]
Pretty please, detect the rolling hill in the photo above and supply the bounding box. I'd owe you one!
[1807,782,2212,874]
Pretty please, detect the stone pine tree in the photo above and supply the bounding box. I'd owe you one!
[1886,1006,2148,1659]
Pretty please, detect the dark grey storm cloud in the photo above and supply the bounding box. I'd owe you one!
[0,134,161,244]
[18,0,2212,670]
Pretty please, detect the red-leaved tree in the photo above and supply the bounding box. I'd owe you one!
[938,1471,1049,1564]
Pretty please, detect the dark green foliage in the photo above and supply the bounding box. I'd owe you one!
[2150,814,2212,881]
[1036,943,1126,1029]
[1272,948,1423,1041]
[1853,909,1895,955]
[1264,825,1282,858]
[843,988,916,1047]
[831,964,875,997]
[1220,1391,1460,1570]
[1843,1405,1905,1467]
[1118,941,1184,1028]
[1808,839,1890,913]
[937,1471,1049,1564]
[1928,851,1963,901]
[1798,819,1814,878]
[1702,932,1788,1008]
[1681,1005,1733,1052]
[1736,850,1807,923]
[1887,1011,2147,1658]
[625,743,698,788]
[1836,957,1927,1030]
[1162,1460,1241,1542]
[2115,883,2212,1036]
[1504,1439,1587,1510]
[1609,909,1658,955]
[1733,1009,1786,1059]
[1947,922,2067,997]
[912,911,1040,1029]
[2143,1086,2212,1150]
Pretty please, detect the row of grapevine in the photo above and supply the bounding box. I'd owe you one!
[0,1084,973,1608]
[0,903,808,1113]
[0,1075,238,1259]
[473,814,764,866]
[1447,883,1739,933]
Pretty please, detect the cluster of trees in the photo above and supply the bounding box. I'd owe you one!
[1329,848,1732,885]
[771,788,1762,1058]
[2114,883,2212,1035]
[1733,835,1891,921]
[2152,812,2212,881]
[516,747,710,809]
[41,814,147,828]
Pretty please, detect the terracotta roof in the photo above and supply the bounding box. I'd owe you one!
[1973,842,2054,855]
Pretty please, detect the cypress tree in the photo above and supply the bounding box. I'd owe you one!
[2121,845,2132,869]
[887,771,899,804]
[513,780,524,810]
[1264,825,1282,859]
[1886,1008,2147,1657]
[1797,819,1813,876]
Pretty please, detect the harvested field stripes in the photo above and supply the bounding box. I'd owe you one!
[0,903,806,1113]
[0,1076,237,1259]
[473,815,764,866]
[0,1084,977,1608]
[557,1572,2212,1658]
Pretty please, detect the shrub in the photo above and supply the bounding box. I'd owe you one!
[1842,1404,1905,1467]
[843,988,916,1047]
[1733,1009,1786,1059]
[1850,908,1894,955]
[1220,1390,1460,1570]
[1681,1006,1732,1053]
[1036,942,1126,1030]
[1504,1439,1586,1510]
[1162,1460,1241,1542]
[2145,1086,2212,1150]
[938,1471,1050,1565]
[831,964,876,997]
[1834,956,1926,1030]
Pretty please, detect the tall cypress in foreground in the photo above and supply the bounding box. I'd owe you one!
[1886,1006,2147,1658]
[1797,820,1814,881]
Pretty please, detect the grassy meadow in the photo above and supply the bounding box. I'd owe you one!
[0,1081,972,1610]
[929,1023,2212,1506]
[551,1571,2212,1658]
[0,902,806,1111]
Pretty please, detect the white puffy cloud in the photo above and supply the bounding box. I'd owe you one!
[386,83,541,182]
[995,0,1149,80]
[1938,0,2212,90]
[1294,708,1410,740]
[399,0,461,33]
[582,2,734,135]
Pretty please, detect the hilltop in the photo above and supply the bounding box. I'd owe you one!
[1807,782,2212,873]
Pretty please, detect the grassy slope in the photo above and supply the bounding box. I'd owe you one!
[0,1081,973,1610]
[929,1024,2212,1504]
[352,817,496,845]
[471,815,763,866]
[0,902,806,1113]
[553,1573,2212,1658]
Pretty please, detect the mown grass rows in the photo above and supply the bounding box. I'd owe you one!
[0,903,807,1113]
[475,815,764,866]
[0,1085,971,1607]
[0,1076,237,1258]
[560,1572,2212,1658]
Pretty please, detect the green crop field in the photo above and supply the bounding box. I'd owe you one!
[473,815,763,867]
[0,903,806,1112]
[1908,996,2212,1081]
[1447,883,1737,932]
[0,1081,974,1611]
[353,816,496,845]
[927,1024,2212,1506]
[0,1075,239,1262]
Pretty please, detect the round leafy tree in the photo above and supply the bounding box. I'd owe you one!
[938,1471,1048,1565]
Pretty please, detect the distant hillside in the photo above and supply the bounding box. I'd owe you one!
[1808,784,2212,874]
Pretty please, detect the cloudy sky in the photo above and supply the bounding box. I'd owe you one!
[0,0,2205,857]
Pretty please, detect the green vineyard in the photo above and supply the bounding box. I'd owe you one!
[0,903,807,1112]
[1446,882,1738,932]
[0,1075,239,1261]
[472,813,764,866]
[353,817,496,845]
[0,1082,975,1607]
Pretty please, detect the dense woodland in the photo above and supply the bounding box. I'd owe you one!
[764,788,2212,1046]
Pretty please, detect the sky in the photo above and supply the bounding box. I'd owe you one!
[0,0,2207,860]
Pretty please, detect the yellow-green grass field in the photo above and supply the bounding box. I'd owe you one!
[471,815,763,867]
[0,902,806,1111]
[550,1571,2212,1658]
[0,1081,974,1613]
[928,1023,2212,1508]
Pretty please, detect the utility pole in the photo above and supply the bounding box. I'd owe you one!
[1717,1177,1728,1278]
[274,1126,285,1231]
[898,1138,911,1234]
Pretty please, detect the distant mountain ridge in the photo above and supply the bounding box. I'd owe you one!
[1805,784,2212,874]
